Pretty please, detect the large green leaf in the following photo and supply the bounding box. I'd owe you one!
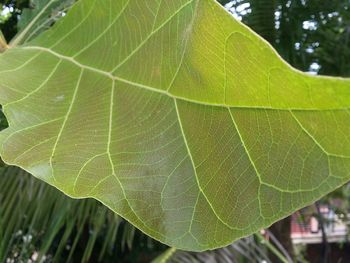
[0,0,350,251]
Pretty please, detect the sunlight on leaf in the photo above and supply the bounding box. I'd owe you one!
[0,0,350,251]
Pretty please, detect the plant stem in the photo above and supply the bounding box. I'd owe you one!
[0,30,8,52]
[256,232,291,263]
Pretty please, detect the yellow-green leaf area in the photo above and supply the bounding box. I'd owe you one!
[0,0,350,251]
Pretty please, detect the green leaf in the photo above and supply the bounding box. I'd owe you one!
[0,0,350,251]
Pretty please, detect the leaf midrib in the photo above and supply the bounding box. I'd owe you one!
[18,45,350,112]
[5,45,350,172]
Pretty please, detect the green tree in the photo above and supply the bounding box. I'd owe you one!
[221,0,350,76]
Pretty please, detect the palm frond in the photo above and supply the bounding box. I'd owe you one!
[153,231,292,263]
[0,166,164,262]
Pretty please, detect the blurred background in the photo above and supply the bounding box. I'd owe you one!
[0,0,350,262]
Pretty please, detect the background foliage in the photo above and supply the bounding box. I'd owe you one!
[219,0,350,77]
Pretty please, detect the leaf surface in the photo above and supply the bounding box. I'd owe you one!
[1,0,350,251]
